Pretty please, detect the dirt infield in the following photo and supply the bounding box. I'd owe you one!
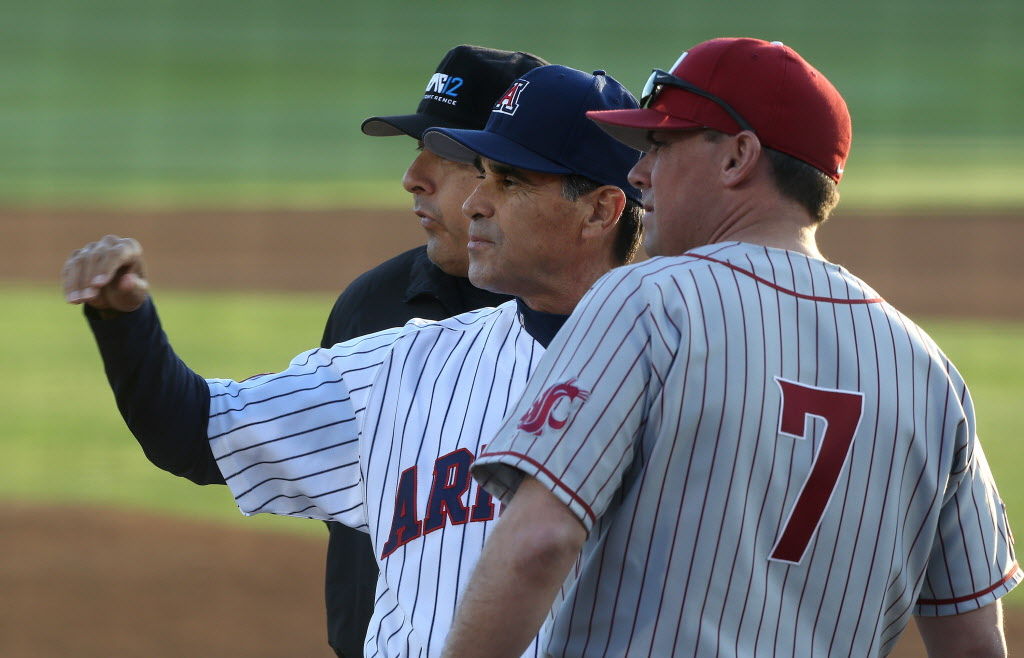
[5,208,1022,656]
[7,207,1024,318]
[0,502,329,657]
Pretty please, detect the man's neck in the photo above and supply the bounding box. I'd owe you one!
[517,283,590,315]
[515,299,570,348]
[706,195,823,259]
[519,252,619,315]
[723,221,823,259]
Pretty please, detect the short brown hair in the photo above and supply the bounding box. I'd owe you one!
[764,148,840,223]
[702,131,840,223]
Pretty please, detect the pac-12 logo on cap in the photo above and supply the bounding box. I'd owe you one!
[425,73,463,98]
[517,378,589,436]
[493,80,529,116]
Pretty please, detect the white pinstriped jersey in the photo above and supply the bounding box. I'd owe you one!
[474,242,1021,657]
[206,301,548,658]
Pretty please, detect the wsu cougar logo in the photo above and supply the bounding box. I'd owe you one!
[517,378,590,436]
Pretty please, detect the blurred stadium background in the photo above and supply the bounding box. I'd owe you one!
[3,0,1022,209]
[1,1,1021,655]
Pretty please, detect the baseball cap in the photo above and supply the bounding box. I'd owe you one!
[587,38,852,182]
[361,45,548,139]
[421,65,643,202]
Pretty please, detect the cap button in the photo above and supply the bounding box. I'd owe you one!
[593,70,606,76]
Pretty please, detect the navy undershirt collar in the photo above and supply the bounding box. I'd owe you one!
[516,298,569,348]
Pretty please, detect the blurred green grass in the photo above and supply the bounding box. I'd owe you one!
[1,0,1022,209]
[2,283,336,536]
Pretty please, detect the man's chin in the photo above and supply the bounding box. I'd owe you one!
[466,264,502,295]
[426,241,470,279]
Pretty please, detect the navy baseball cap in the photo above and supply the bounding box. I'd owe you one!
[421,65,643,203]
[361,45,548,139]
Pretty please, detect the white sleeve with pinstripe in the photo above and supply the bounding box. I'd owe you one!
[473,241,1020,657]
[205,302,549,658]
[208,325,401,529]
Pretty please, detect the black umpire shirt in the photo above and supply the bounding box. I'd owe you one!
[319,246,511,658]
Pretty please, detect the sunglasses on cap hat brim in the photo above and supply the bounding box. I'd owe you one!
[641,69,755,134]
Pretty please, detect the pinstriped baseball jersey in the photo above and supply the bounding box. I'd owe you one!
[473,241,1021,657]
[206,301,548,658]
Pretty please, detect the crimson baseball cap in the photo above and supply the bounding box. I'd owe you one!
[421,65,643,203]
[361,45,548,139]
[587,38,852,182]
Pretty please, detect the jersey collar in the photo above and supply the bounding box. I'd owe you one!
[516,298,569,348]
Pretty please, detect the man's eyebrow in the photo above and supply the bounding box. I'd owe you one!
[473,156,484,175]
[488,161,535,183]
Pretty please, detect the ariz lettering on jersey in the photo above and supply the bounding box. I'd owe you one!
[381,447,497,558]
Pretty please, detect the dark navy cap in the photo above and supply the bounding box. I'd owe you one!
[361,45,548,139]
[421,65,642,203]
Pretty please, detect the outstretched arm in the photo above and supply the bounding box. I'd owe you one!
[916,602,1006,658]
[63,235,221,484]
[441,476,585,658]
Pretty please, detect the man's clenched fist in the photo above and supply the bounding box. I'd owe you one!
[62,234,150,313]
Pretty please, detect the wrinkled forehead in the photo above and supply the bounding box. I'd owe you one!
[475,155,554,183]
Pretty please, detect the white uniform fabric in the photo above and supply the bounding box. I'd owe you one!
[474,242,1021,657]
[206,301,547,658]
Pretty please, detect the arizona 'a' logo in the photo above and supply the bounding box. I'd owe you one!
[517,378,590,436]
[493,80,529,115]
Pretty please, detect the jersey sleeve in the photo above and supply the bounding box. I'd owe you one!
[85,299,222,485]
[208,328,400,530]
[915,424,1022,616]
[473,266,678,533]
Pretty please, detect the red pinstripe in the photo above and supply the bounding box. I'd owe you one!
[918,563,1021,605]
[686,252,884,304]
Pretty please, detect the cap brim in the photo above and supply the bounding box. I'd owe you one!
[422,127,572,174]
[587,108,703,151]
[361,113,474,139]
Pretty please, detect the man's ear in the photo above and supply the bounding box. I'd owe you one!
[720,131,762,188]
[580,186,627,239]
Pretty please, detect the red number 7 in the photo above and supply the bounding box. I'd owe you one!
[771,377,864,564]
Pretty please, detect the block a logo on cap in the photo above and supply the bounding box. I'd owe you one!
[493,80,529,116]
[424,73,464,106]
